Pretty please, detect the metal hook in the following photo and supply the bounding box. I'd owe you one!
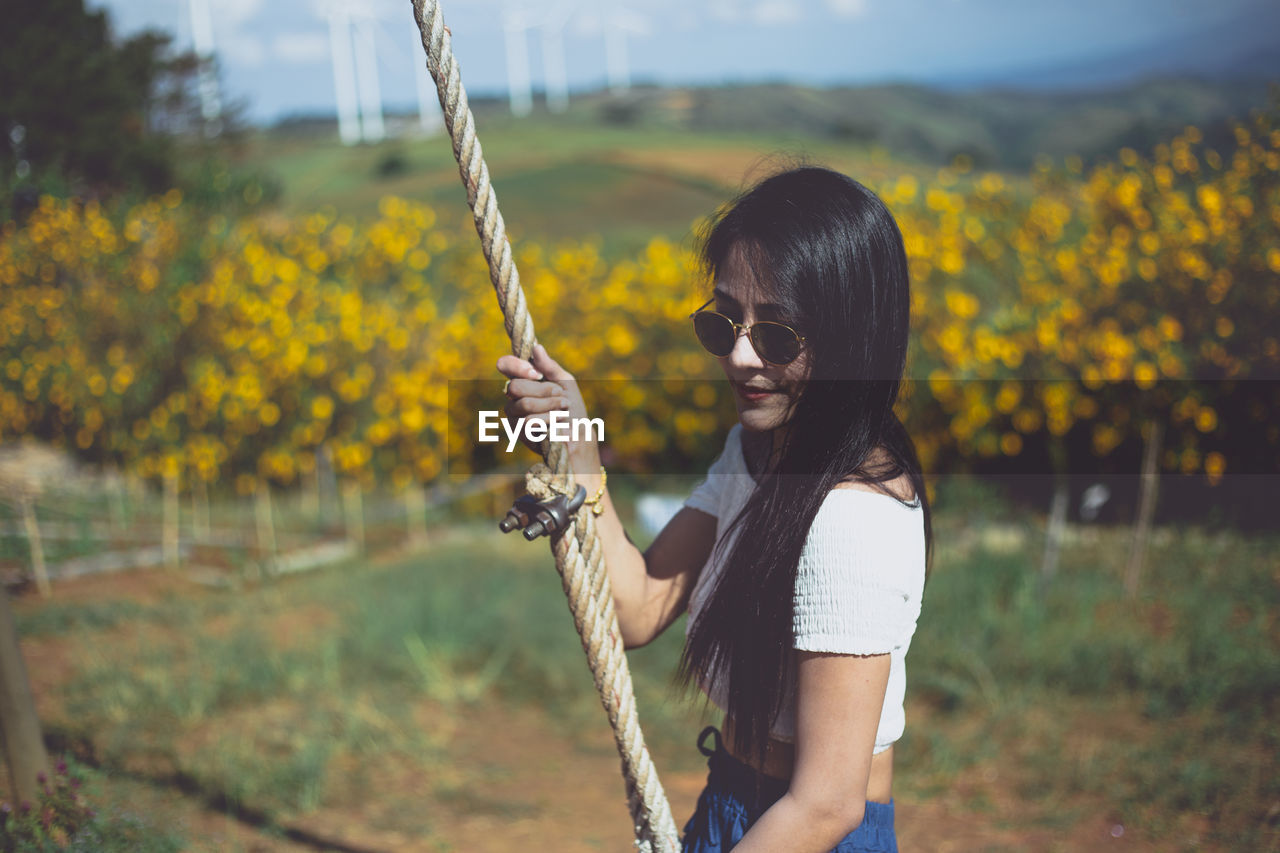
[498,484,587,540]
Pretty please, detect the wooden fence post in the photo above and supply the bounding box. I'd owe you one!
[163,470,180,570]
[1125,419,1164,599]
[192,476,210,543]
[404,485,428,546]
[302,459,321,520]
[319,446,338,527]
[1040,478,1069,592]
[343,480,365,552]
[125,471,145,516]
[0,589,50,805]
[255,481,278,578]
[19,496,50,599]
[1038,436,1069,596]
[107,466,126,532]
[490,480,508,521]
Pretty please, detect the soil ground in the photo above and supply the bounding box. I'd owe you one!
[7,565,1199,852]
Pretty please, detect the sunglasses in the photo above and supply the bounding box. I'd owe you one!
[689,297,807,366]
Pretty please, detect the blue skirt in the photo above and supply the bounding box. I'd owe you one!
[681,726,898,853]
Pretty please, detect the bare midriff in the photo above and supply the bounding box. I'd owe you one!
[721,715,894,805]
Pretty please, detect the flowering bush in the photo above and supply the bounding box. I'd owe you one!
[1,108,1276,493]
[0,758,181,853]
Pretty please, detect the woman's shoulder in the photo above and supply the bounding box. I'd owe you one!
[829,475,918,504]
[796,476,927,634]
[804,468,925,574]
[829,447,919,505]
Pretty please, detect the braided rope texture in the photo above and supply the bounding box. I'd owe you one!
[409,3,681,850]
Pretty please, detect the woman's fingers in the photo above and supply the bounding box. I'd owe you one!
[494,344,592,457]
[496,354,544,382]
[505,376,563,400]
[496,350,572,403]
[505,392,570,455]
[530,344,573,382]
[505,394,570,419]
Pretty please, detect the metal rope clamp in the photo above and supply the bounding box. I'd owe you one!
[499,483,587,541]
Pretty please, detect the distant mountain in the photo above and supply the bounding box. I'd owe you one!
[566,76,1278,170]
[929,1,1280,91]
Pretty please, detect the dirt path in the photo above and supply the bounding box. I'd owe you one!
[290,696,1149,853]
[10,564,1187,852]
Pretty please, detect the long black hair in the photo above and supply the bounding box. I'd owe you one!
[675,166,935,771]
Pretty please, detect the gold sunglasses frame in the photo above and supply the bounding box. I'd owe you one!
[689,297,808,366]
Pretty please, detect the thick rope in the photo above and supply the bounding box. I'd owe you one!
[408,3,681,850]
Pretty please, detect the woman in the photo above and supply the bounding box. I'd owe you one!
[497,166,933,853]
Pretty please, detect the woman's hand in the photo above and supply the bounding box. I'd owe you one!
[495,344,601,470]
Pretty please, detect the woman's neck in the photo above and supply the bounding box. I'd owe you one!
[770,425,789,466]
[744,425,788,479]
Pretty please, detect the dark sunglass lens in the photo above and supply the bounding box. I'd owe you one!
[693,312,736,356]
[752,323,801,364]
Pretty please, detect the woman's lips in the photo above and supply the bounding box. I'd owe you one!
[733,382,778,402]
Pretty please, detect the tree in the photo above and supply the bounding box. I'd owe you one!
[0,0,233,203]
[0,590,49,806]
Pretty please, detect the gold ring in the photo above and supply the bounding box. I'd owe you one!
[503,379,512,396]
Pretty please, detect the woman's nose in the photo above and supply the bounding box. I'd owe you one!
[725,325,765,370]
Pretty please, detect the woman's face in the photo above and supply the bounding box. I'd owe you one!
[710,244,811,433]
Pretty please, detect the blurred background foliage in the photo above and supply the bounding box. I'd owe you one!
[2,2,1279,848]
[2,102,1277,525]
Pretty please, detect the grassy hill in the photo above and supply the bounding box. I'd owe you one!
[246,75,1278,249]
[242,116,923,251]
[551,75,1279,169]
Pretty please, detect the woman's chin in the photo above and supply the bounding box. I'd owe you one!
[735,404,788,432]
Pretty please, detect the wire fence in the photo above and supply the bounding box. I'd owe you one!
[0,467,524,595]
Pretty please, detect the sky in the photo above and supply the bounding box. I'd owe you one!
[89,0,1278,123]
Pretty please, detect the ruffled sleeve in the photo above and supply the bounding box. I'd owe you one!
[682,425,742,519]
[792,490,926,655]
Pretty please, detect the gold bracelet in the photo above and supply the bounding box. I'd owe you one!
[580,466,607,516]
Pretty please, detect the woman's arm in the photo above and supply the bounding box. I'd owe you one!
[497,345,718,648]
[731,651,891,853]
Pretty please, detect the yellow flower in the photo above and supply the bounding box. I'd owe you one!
[311,395,334,420]
[944,289,979,319]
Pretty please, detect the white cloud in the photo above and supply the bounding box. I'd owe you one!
[752,0,801,25]
[196,0,266,68]
[218,0,266,26]
[570,11,603,36]
[708,0,802,25]
[273,31,329,63]
[672,8,699,30]
[616,8,653,35]
[708,0,742,21]
[826,0,868,18]
[569,7,652,37]
[221,33,266,67]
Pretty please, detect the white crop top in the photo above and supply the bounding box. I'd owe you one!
[682,424,926,755]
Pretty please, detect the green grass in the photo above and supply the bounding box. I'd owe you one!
[900,477,1280,847]
[17,480,1280,848]
[35,526,706,822]
[239,77,1278,247]
[0,756,184,852]
[240,115,904,253]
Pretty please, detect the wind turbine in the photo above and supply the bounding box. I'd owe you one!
[603,0,648,96]
[411,25,444,134]
[352,12,387,143]
[541,0,577,114]
[606,17,629,94]
[503,4,534,117]
[601,0,637,95]
[187,0,223,135]
[326,4,361,144]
